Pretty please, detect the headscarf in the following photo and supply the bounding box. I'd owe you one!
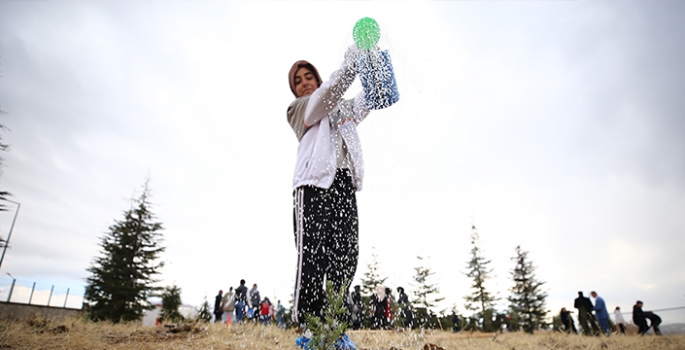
[288,60,322,97]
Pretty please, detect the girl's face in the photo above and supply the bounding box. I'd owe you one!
[294,67,318,97]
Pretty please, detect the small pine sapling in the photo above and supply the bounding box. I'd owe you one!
[303,281,350,350]
[196,297,212,323]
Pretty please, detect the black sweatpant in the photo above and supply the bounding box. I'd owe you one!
[292,169,359,324]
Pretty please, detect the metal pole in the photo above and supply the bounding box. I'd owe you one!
[47,285,54,307]
[28,282,35,304]
[0,200,20,271]
[7,278,15,302]
[63,288,70,308]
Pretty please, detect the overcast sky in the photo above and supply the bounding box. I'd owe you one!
[1,1,684,325]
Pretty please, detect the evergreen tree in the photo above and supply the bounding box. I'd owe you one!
[463,225,498,331]
[160,284,183,322]
[508,245,549,334]
[303,281,349,350]
[410,256,444,314]
[359,248,388,295]
[197,296,212,322]
[84,181,165,322]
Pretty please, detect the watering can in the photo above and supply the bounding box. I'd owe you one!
[353,18,400,110]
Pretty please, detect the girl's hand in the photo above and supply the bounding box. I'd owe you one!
[344,45,362,72]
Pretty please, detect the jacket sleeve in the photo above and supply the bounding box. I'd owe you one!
[287,96,311,141]
[328,91,370,128]
[303,59,357,127]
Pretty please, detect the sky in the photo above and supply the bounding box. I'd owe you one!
[0,1,684,326]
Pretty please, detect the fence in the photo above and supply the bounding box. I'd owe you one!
[0,276,84,309]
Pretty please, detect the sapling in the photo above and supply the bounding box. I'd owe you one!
[302,280,350,350]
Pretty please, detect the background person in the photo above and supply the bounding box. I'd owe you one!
[260,297,273,325]
[276,300,286,329]
[645,311,662,335]
[350,285,363,330]
[613,306,625,335]
[560,307,577,334]
[371,285,387,330]
[574,292,595,335]
[235,280,248,323]
[633,300,648,335]
[221,287,235,324]
[249,284,261,322]
[396,287,413,329]
[590,291,610,336]
[384,287,393,329]
[213,290,224,324]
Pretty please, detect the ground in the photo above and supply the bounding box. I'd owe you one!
[1,316,684,350]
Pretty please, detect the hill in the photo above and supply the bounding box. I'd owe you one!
[660,323,685,335]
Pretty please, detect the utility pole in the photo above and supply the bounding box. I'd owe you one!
[6,272,15,302]
[0,199,21,271]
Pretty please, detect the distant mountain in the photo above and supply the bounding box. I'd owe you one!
[658,323,685,335]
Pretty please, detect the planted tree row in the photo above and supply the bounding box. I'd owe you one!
[82,181,548,332]
[357,225,549,333]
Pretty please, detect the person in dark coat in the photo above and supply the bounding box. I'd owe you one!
[574,292,598,335]
[451,312,461,332]
[396,287,413,329]
[249,283,261,321]
[371,285,386,329]
[645,311,662,335]
[560,307,578,334]
[214,290,224,323]
[235,279,249,323]
[633,301,648,335]
[350,285,363,330]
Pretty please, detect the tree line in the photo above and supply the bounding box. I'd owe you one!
[356,225,549,333]
[83,183,549,333]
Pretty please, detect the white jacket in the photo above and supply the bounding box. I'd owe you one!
[288,59,369,191]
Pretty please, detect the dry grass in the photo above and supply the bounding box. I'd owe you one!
[0,315,684,350]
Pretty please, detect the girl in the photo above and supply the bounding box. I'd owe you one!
[287,47,368,347]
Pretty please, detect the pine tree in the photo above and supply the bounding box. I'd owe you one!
[197,296,212,322]
[84,181,165,322]
[410,256,444,314]
[359,248,388,296]
[508,245,549,334]
[160,284,183,322]
[463,225,498,331]
[303,281,349,350]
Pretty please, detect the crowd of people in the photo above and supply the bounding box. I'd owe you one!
[210,281,666,338]
[559,291,662,336]
[348,285,414,330]
[210,279,416,332]
[212,279,287,328]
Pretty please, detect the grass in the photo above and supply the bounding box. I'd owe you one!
[0,315,684,350]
